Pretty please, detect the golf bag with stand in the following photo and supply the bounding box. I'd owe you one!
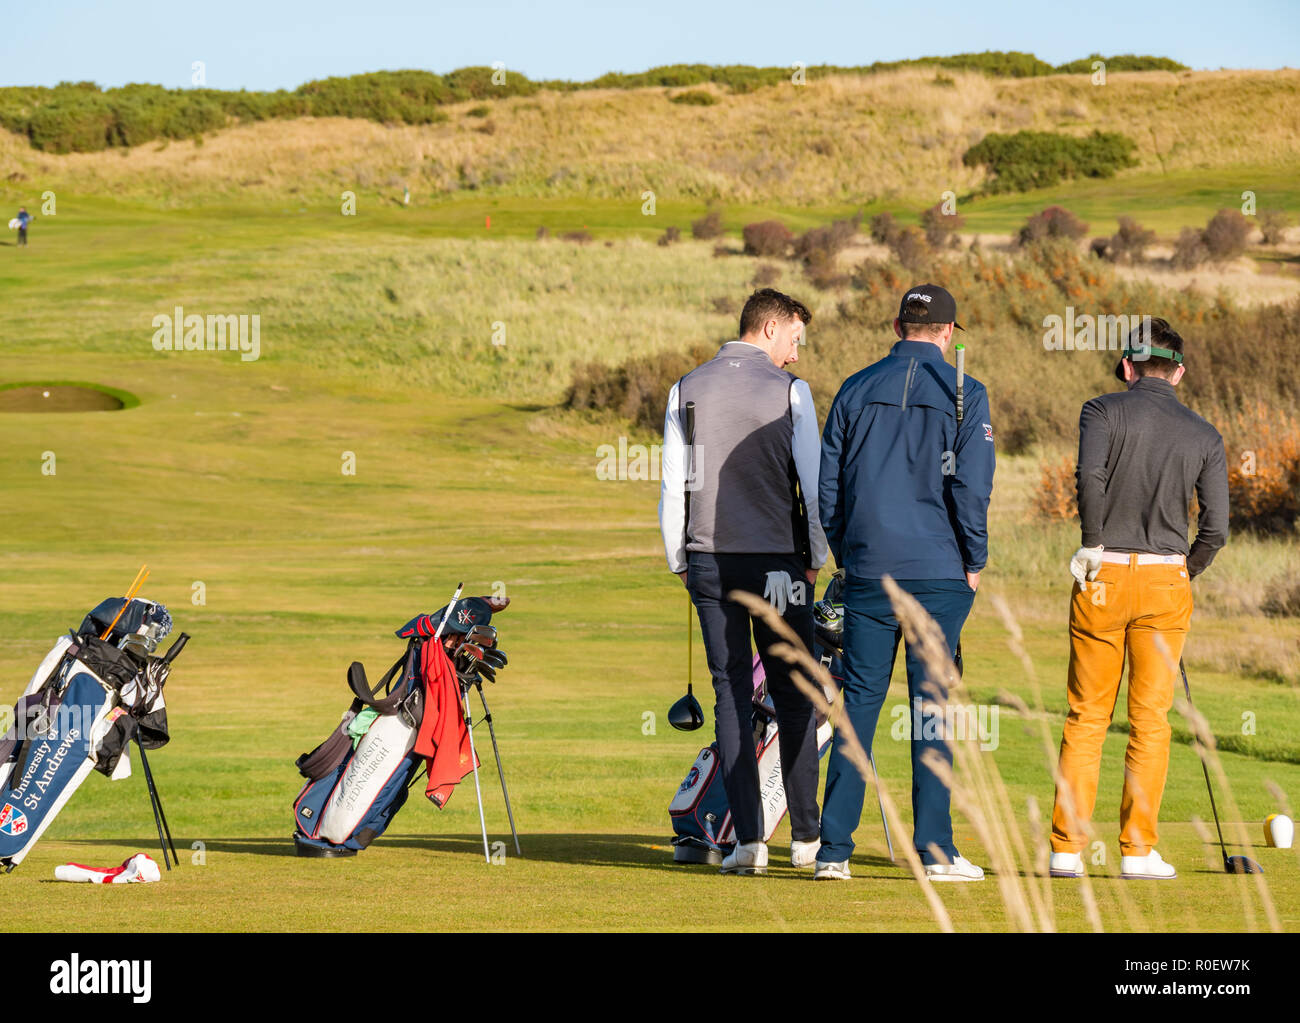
[0,597,188,873]
[669,573,850,865]
[292,593,515,858]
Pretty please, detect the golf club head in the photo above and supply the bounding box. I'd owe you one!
[668,691,705,732]
[1225,855,1263,874]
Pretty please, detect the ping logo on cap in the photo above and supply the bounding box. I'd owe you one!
[906,292,932,303]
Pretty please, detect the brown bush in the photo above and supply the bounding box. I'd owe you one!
[869,211,901,245]
[1259,210,1291,245]
[1203,208,1252,261]
[657,225,681,247]
[743,220,793,257]
[1018,205,1089,246]
[535,225,549,239]
[793,216,859,264]
[1106,215,1156,264]
[1034,455,1078,521]
[1223,400,1300,535]
[1262,577,1300,617]
[921,203,965,247]
[561,230,593,244]
[888,226,932,274]
[1172,226,1209,269]
[565,343,716,430]
[751,263,781,287]
[692,210,725,240]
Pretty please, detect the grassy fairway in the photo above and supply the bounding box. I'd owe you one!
[0,204,1297,931]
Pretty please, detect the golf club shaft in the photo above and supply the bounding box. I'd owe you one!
[101,564,149,640]
[686,593,693,696]
[433,582,465,642]
[478,685,521,856]
[1179,658,1230,855]
[136,738,174,869]
[870,750,893,861]
[462,686,491,863]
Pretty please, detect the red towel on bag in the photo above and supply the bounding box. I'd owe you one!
[413,640,478,807]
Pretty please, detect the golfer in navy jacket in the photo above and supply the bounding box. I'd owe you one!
[815,284,995,882]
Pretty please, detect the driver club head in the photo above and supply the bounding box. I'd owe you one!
[668,690,705,732]
[1225,855,1264,875]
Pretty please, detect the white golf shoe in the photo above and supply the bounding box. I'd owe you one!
[720,841,768,876]
[1120,849,1177,880]
[791,839,820,868]
[925,855,985,882]
[1049,851,1085,878]
[814,859,851,881]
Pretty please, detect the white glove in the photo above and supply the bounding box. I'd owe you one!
[1070,546,1104,585]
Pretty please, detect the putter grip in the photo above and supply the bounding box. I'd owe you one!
[955,345,965,425]
[162,632,190,664]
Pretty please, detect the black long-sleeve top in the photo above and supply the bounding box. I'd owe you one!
[1076,377,1229,577]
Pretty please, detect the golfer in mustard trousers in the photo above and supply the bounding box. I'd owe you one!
[1049,318,1228,880]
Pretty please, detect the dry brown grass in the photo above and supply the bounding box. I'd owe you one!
[4,69,1298,203]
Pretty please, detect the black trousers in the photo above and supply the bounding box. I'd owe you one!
[687,551,820,844]
[16,227,26,246]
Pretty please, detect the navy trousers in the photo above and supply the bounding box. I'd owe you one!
[818,577,974,865]
[687,551,820,845]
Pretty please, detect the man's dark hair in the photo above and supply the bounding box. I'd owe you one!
[898,298,948,340]
[739,288,811,339]
[1128,316,1184,377]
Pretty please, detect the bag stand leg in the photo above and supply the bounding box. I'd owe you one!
[475,682,521,857]
[136,737,178,870]
[461,684,491,864]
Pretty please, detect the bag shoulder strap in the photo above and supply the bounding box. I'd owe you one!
[347,640,417,714]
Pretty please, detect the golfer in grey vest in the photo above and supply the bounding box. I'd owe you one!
[659,288,829,875]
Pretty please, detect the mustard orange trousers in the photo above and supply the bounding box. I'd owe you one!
[1051,556,1193,856]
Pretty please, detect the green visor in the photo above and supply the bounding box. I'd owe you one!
[1114,346,1184,381]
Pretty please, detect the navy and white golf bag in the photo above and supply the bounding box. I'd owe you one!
[669,653,836,864]
[669,572,846,865]
[292,640,426,857]
[0,597,185,873]
[293,595,509,858]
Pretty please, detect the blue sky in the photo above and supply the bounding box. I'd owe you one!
[2,0,1296,90]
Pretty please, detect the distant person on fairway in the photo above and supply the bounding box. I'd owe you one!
[1050,318,1227,881]
[15,207,31,247]
[817,284,994,882]
[659,288,829,876]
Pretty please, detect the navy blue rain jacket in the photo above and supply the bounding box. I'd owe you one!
[820,339,995,580]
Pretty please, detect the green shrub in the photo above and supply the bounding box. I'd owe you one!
[1054,54,1188,73]
[669,90,718,106]
[466,105,491,118]
[962,129,1138,194]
